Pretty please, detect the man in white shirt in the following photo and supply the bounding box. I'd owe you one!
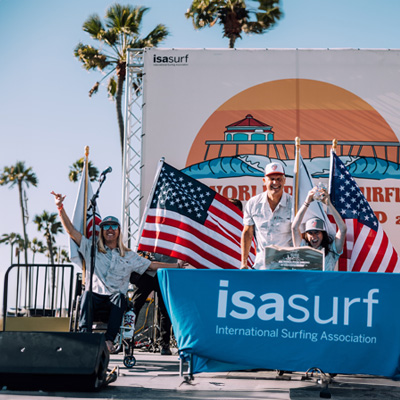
[241,162,293,270]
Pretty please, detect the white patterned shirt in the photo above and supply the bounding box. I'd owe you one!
[243,191,293,269]
[79,236,151,295]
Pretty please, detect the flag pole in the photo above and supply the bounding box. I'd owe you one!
[328,139,337,196]
[332,138,337,154]
[134,157,165,251]
[82,146,89,287]
[294,137,301,215]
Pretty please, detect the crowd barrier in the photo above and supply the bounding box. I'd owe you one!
[2,264,74,332]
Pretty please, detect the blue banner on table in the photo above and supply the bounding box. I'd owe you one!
[158,269,400,378]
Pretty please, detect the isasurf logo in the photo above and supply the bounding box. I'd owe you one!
[153,54,189,66]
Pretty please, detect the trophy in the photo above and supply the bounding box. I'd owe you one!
[313,182,327,201]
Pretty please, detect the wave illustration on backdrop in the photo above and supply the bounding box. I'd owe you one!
[182,154,400,180]
[184,79,400,180]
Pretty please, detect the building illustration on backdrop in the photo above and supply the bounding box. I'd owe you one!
[184,113,400,181]
[183,78,400,181]
[224,114,275,142]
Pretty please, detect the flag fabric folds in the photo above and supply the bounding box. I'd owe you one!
[293,151,335,237]
[69,164,101,268]
[329,150,400,272]
[137,161,256,269]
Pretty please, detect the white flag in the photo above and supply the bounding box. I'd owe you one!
[69,165,101,268]
[293,152,334,237]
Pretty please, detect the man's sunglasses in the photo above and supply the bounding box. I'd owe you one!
[102,224,119,231]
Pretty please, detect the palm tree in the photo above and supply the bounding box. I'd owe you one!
[14,236,28,264]
[54,248,71,264]
[33,211,63,265]
[74,4,170,156]
[34,211,64,309]
[29,237,46,264]
[185,0,282,48]
[12,235,30,311]
[68,158,99,183]
[0,232,23,265]
[0,162,38,263]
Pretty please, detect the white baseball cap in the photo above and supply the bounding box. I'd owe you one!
[264,162,285,176]
[305,217,326,232]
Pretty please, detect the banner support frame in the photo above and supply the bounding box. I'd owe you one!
[121,49,144,246]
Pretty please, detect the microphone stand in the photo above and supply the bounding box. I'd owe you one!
[86,173,108,333]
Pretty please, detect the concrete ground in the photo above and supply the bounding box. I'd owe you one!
[2,347,400,399]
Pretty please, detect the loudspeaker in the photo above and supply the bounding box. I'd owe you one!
[0,331,109,391]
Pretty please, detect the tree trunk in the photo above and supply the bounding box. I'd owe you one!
[116,62,127,159]
[224,10,241,49]
[46,234,54,265]
[18,181,28,264]
[46,233,56,310]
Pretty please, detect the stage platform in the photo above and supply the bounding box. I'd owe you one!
[2,347,400,399]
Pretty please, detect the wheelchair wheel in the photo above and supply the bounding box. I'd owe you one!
[123,355,136,368]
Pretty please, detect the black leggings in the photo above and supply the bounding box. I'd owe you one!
[79,291,127,342]
[130,273,172,347]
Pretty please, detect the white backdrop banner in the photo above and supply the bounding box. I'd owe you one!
[142,48,400,253]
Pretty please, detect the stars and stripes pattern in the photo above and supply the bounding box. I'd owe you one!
[138,161,256,269]
[86,208,101,239]
[329,151,399,272]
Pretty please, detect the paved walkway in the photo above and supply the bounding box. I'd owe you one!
[2,348,400,399]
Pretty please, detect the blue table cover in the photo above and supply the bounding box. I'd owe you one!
[158,269,400,379]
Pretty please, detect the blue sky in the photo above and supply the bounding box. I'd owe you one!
[1,0,400,269]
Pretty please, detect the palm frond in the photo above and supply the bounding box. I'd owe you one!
[82,14,105,39]
[74,43,110,71]
[138,24,169,48]
[107,77,117,100]
[0,233,22,245]
[0,161,38,188]
[68,158,99,182]
[89,82,100,97]
[105,4,149,35]
[34,211,63,236]
[185,0,227,28]
[101,30,119,47]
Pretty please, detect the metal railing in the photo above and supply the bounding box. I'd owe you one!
[2,264,74,331]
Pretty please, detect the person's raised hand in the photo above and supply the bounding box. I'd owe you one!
[305,187,316,205]
[320,188,330,205]
[50,191,66,208]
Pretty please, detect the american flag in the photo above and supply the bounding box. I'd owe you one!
[86,208,101,239]
[329,151,400,272]
[137,161,256,269]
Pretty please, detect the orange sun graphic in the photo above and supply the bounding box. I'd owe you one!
[186,79,398,167]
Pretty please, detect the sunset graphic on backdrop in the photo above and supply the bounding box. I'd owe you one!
[186,79,398,167]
